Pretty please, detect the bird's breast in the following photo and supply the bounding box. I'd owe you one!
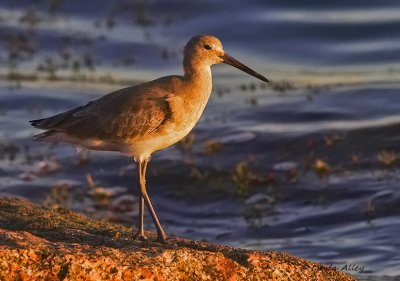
[129,88,211,157]
[163,90,210,142]
[126,74,213,159]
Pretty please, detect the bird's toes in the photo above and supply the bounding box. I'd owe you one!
[133,233,148,242]
[156,233,168,244]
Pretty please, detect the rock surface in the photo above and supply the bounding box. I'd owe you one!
[0,197,355,281]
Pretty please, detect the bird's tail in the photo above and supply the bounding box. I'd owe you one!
[29,118,44,128]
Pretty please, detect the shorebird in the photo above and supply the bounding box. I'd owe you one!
[30,35,269,242]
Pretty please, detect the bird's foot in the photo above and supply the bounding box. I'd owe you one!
[133,232,148,241]
[156,232,168,244]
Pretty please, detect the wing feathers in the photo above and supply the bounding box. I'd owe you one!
[30,87,174,142]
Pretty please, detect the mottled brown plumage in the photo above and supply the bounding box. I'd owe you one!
[30,35,269,242]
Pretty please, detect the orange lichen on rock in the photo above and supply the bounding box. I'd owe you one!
[0,198,355,281]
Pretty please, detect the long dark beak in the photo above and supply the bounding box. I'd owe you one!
[222,53,269,83]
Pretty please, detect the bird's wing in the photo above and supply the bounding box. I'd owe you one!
[31,85,174,141]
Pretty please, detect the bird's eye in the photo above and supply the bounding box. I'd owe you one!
[204,44,212,50]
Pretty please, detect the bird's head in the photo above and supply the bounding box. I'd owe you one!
[184,35,269,83]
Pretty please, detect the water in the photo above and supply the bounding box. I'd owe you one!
[1,0,400,279]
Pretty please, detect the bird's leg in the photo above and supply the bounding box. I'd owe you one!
[133,160,147,241]
[137,158,168,243]
[133,197,146,240]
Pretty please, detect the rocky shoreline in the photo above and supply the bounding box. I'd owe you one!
[0,197,355,280]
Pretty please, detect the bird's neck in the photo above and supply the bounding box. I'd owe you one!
[181,57,213,118]
[183,56,212,91]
